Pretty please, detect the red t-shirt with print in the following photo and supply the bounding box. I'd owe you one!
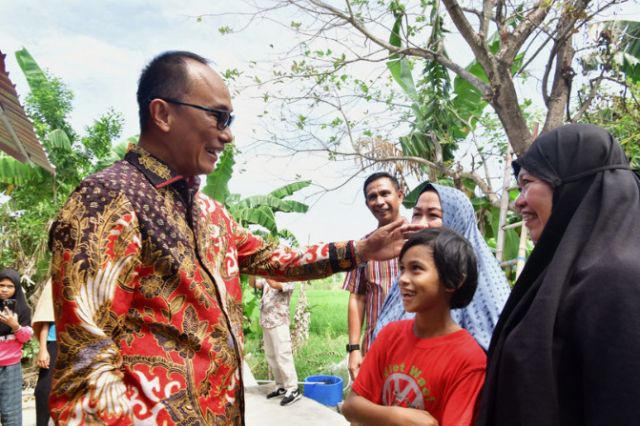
[352,319,486,426]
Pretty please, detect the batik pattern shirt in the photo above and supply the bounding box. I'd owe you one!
[342,257,398,353]
[48,145,358,426]
[258,279,295,329]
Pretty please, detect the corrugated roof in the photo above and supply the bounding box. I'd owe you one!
[0,50,55,175]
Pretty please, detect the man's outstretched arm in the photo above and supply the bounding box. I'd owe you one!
[238,218,421,279]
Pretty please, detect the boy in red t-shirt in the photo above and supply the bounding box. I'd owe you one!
[342,228,487,426]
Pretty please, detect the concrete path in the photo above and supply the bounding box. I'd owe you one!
[245,384,347,425]
[21,363,347,425]
[244,362,348,425]
[22,392,37,426]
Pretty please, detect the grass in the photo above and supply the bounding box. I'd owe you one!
[243,274,351,387]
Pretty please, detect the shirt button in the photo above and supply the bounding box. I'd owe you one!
[185,405,193,411]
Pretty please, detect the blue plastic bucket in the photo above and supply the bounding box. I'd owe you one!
[303,375,343,406]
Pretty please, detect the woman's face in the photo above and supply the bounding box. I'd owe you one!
[411,190,443,228]
[0,278,16,300]
[515,168,554,243]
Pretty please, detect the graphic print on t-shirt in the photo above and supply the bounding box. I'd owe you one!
[381,363,436,409]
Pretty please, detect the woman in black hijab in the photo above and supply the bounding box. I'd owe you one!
[476,124,640,426]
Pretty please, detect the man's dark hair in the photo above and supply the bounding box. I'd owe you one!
[399,228,478,309]
[362,172,401,197]
[137,51,209,131]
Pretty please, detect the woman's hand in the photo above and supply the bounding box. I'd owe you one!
[37,347,51,369]
[0,307,20,331]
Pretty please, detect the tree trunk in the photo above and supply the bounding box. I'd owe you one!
[491,65,534,155]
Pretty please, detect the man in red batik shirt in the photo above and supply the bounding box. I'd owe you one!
[48,51,416,425]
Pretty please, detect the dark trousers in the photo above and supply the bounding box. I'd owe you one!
[34,341,57,426]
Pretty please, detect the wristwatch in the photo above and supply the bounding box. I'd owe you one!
[346,343,360,353]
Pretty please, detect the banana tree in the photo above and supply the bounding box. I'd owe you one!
[202,144,311,245]
[202,144,312,337]
[0,48,124,290]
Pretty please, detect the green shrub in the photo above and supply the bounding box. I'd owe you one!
[244,280,350,388]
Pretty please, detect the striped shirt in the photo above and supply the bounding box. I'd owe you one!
[343,258,398,353]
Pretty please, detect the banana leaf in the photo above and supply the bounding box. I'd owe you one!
[269,180,311,199]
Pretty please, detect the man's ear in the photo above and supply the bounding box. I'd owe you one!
[148,99,172,133]
[398,190,405,201]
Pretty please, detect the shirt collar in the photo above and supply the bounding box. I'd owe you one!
[125,144,201,190]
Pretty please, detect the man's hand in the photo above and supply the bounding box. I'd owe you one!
[348,350,363,380]
[37,348,51,369]
[357,218,426,262]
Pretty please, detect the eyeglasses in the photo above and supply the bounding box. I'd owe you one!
[157,97,235,130]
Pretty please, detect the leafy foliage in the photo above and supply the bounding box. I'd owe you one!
[0,49,124,293]
[244,283,349,383]
[227,0,640,215]
[390,9,458,166]
[388,4,528,175]
[584,20,640,84]
[202,145,313,338]
[203,144,311,244]
[583,81,640,171]
[242,276,263,338]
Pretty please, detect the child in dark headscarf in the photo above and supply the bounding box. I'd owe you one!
[477,124,640,426]
[0,268,33,425]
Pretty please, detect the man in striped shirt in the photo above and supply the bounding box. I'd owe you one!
[344,172,404,380]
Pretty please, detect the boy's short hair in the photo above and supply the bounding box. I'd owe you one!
[399,228,478,309]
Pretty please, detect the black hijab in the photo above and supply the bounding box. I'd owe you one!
[476,124,640,426]
[0,268,31,336]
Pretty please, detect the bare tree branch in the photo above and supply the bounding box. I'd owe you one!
[442,0,492,70]
[304,0,493,95]
[499,0,553,63]
[572,72,605,122]
[481,0,495,40]
[358,153,500,206]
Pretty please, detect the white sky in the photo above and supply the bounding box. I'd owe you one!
[1,1,638,243]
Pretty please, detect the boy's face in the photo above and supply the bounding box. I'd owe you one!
[398,245,451,313]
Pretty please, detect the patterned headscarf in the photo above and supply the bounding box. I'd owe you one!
[420,183,511,350]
